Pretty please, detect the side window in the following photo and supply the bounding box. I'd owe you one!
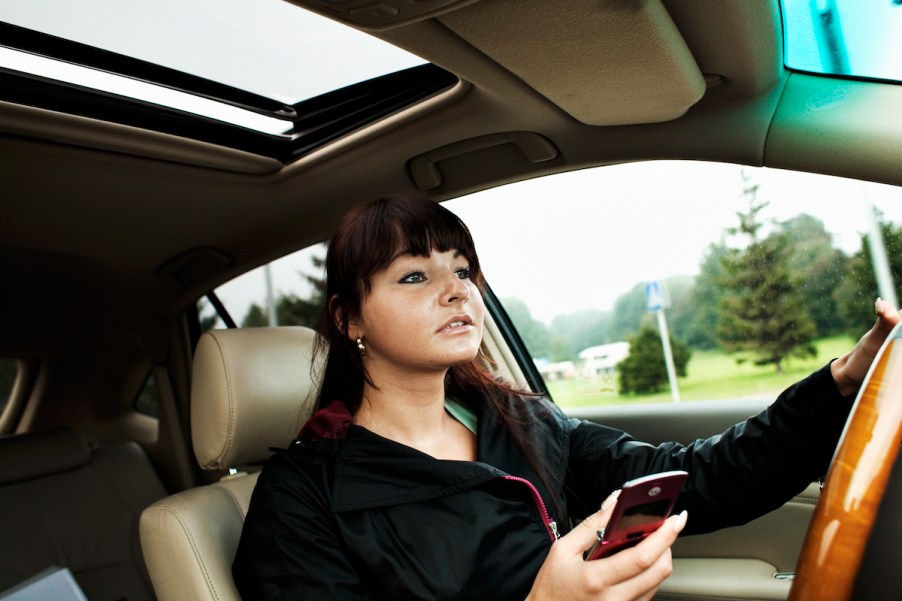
[0,358,18,415]
[445,162,902,410]
[211,243,327,330]
[134,371,161,419]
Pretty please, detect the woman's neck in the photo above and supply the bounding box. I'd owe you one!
[353,374,475,461]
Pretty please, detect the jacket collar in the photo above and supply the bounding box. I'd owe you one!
[333,426,505,511]
[298,399,353,442]
[295,398,564,514]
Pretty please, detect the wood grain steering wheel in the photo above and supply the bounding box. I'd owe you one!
[789,324,902,601]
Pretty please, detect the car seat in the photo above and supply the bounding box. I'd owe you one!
[139,326,322,601]
[0,427,167,601]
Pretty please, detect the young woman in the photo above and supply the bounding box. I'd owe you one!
[232,195,899,601]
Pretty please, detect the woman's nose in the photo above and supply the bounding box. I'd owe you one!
[441,272,470,304]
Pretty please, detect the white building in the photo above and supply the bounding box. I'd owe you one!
[578,342,630,378]
[536,360,577,381]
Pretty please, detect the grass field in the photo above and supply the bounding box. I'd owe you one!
[548,335,856,409]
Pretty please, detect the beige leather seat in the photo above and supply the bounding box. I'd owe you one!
[139,326,322,601]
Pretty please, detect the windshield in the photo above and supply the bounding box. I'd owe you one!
[782,0,902,82]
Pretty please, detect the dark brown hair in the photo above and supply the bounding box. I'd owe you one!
[313,195,559,512]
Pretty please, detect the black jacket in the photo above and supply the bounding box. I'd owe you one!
[233,364,851,601]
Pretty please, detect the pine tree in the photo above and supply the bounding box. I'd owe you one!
[716,172,816,373]
[617,326,690,395]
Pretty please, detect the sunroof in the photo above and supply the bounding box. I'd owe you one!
[0,0,426,105]
[782,0,902,83]
[0,0,456,161]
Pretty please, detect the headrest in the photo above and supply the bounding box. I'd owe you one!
[0,428,91,485]
[191,327,323,471]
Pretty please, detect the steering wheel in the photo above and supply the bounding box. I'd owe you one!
[789,323,902,601]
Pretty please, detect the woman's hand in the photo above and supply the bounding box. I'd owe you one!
[525,494,687,601]
[831,298,902,397]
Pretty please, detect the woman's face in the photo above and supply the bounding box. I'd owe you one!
[350,248,485,377]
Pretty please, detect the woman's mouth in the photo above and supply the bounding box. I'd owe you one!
[439,315,474,332]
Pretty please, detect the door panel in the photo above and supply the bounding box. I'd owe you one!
[568,402,817,600]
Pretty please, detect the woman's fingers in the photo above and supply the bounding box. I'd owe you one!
[579,511,687,600]
[875,297,901,329]
[555,489,620,558]
[591,511,687,585]
[831,298,902,396]
[527,497,686,601]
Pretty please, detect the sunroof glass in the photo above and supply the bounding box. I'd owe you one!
[0,0,426,106]
[782,0,902,83]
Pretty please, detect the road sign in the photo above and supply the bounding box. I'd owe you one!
[646,281,664,312]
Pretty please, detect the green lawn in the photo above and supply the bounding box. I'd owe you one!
[548,336,856,409]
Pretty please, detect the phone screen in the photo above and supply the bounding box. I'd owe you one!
[618,499,672,529]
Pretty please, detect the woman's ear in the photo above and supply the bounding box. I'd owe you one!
[330,294,361,340]
[329,294,346,333]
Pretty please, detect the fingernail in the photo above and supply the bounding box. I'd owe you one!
[672,510,688,533]
[601,489,621,511]
[876,297,884,314]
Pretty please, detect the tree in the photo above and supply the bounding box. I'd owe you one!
[680,243,730,349]
[608,283,655,342]
[778,214,847,337]
[617,326,690,395]
[242,304,269,327]
[277,294,323,328]
[550,309,611,359]
[835,220,902,335]
[197,298,221,331]
[501,299,578,362]
[716,174,816,373]
[501,297,552,360]
[242,248,327,329]
[662,274,704,348]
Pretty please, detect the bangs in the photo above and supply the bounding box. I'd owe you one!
[394,203,477,262]
[344,197,483,295]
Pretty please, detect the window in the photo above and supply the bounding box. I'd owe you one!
[0,0,426,111]
[782,0,902,83]
[212,244,327,330]
[208,162,902,411]
[134,371,161,419]
[445,161,902,409]
[0,0,455,161]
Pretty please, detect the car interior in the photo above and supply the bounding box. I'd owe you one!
[2,0,902,600]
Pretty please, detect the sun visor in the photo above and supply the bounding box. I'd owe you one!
[439,0,706,126]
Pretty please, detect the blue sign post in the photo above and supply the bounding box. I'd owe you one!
[645,281,664,312]
[646,280,680,402]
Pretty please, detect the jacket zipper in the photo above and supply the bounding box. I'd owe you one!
[503,475,559,542]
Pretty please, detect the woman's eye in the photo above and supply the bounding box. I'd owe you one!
[455,267,471,280]
[399,271,426,284]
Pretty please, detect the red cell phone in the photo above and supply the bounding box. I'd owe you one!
[584,470,687,561]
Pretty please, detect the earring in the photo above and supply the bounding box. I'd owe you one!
[356,337,367,358]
